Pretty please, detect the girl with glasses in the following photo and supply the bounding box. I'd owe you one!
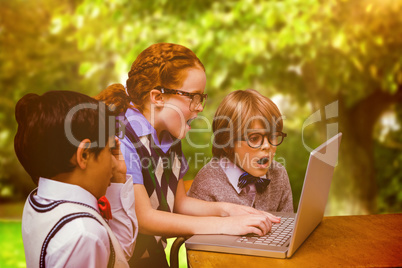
[188,89,294,214]
[96,43,279,267]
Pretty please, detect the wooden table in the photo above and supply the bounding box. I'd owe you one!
[187,214,402,267]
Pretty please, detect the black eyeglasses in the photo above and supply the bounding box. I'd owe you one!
[155,86,208,112]
[242,131,287,148]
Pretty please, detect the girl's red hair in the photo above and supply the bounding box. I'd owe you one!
[96,43,205,114]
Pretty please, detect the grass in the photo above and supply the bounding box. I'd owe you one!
[0,221,26,268]
[0,220,187,268]
[165,238,188,268]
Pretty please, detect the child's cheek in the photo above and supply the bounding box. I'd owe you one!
[169,108,186,127]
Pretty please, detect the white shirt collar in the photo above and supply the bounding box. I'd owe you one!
[37,177,99,212]
[219,158,267,194]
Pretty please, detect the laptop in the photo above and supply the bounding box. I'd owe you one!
[185,133,342,259]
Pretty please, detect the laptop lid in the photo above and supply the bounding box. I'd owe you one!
[287,132,342,257]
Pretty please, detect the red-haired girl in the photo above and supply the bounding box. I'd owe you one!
[97,43,279,267]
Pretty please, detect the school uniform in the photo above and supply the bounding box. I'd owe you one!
[188,157,294,213]
[22,176,138,268]
[119,107,188,267]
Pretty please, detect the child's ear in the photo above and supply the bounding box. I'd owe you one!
[76,139,92,169]
[149,89,165,108]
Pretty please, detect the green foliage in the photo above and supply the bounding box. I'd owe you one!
[1,0,401,214]
[0,221,25,268]
[68,0,402,214]
[64,0,402,108]
[0,0,116,198]
[375,143,402,213]
[374,103,402,213]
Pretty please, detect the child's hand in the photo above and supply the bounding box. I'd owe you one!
[222,203,281,223]
[111,137,127,183]
[220,214,273,236]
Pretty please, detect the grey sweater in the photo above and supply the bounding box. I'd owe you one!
[188,158,294,213]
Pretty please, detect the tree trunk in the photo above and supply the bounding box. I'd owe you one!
[301,61,402,215]
[326,88,402,215]
[329,115,377,215]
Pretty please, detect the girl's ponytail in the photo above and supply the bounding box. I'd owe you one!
[95,83,134,115]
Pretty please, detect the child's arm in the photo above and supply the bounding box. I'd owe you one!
[106,178,137,260]
[110,138,127,183]
[174,179,280,221]
[106,138,138,260]
[134,183,274,237]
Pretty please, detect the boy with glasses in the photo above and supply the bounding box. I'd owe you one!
[188,89,294,213]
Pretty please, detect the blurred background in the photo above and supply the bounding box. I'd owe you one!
[1,0,401,267]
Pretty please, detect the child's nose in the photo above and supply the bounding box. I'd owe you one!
[260,136,271,150]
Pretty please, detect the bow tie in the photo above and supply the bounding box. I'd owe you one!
[238,172,271,194]
[98,196,113,220]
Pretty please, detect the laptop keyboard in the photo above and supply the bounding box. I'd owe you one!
[235,216,295,247]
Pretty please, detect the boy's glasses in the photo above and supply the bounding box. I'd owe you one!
[155,86,208,112]
[243,132,287,148]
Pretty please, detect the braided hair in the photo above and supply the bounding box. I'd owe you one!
[96,43,205,114]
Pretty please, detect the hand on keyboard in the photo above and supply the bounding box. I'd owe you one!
[236,216,295,246]
[220,213,274,236]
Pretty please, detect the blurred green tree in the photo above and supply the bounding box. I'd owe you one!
[0,0,116,199]
[66,0,402,214]
[1,0,401,215]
